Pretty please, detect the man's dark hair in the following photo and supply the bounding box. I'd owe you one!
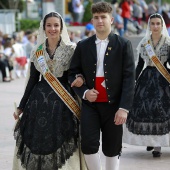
[91,2,113,14]
[111,0,117,4]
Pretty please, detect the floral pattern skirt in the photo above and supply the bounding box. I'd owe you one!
[123,66,170,146]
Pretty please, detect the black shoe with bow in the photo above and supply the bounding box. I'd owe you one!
[152,151,161,157]
[146,146,154,151]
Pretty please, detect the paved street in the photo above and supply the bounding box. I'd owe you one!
[0,36,170,170]
[0,77,25,170]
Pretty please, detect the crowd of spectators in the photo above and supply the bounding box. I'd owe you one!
[0,30,36,82]
[1,1,170,82]
[69,0,170,37]
[113,0,170,36]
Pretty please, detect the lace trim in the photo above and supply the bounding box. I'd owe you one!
[126,117,170,135]
[140,35,169,66]
[30,40,76,77]
[14,120,78,170]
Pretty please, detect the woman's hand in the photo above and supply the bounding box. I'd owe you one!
[71,77,84,87]
[13,108,23,120]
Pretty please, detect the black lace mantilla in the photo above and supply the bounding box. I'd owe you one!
[126,67,170,136]
[14,118,78,170]
[14,77,79,170]
[126,117,170,135]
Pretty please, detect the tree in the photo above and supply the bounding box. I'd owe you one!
[82,0,93,23]
[0,0,24,12]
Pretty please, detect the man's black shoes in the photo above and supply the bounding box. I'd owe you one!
[152,151,161,157]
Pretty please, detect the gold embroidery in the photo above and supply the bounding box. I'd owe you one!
[36,46,81,120]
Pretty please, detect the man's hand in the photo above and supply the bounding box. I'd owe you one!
[85,88,99,102]
[114,109,128,125]
[71,77,84,87]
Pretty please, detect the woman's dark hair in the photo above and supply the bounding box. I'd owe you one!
[43,12,63,31]
[150,13,163,24]
[111,0,117,4]
[91,2,113,14]
[4,38,13,48]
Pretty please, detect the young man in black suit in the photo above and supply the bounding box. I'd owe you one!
[68,2,135,170]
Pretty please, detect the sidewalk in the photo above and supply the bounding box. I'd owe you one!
[0,78,25,170]
[1,76,170,170]
[1,35,170,170]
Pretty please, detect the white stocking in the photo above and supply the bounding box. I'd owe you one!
[84,153,102,170]
[105,155,120,170]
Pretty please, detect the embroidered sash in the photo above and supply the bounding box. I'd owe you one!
[36,44,81,120]
[144,41,170,83]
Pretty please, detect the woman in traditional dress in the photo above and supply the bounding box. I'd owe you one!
[12,12,87,170]
[123,13,170,157]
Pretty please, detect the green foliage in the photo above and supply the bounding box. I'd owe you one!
[82,0,93,23]
[19,19,40,31]
[105,0,113,2]
[17,0,25,12]
[0,0,25,12]
[0,0,8,9]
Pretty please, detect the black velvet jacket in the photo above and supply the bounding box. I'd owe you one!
[68,32,135,111]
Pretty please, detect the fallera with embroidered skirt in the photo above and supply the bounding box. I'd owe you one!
[12,12,87,170]
[13,41,87,170]
[123,34,170,147]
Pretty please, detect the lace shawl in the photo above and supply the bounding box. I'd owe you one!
[30,39,76,77]
[139,35,170,67]
[136,13,170,67]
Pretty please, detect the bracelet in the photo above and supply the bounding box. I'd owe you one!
[75,74,83,78]
[75,74,85,83]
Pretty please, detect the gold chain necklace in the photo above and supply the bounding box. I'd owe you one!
[151,35,162,50]
[46,39,60,59]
